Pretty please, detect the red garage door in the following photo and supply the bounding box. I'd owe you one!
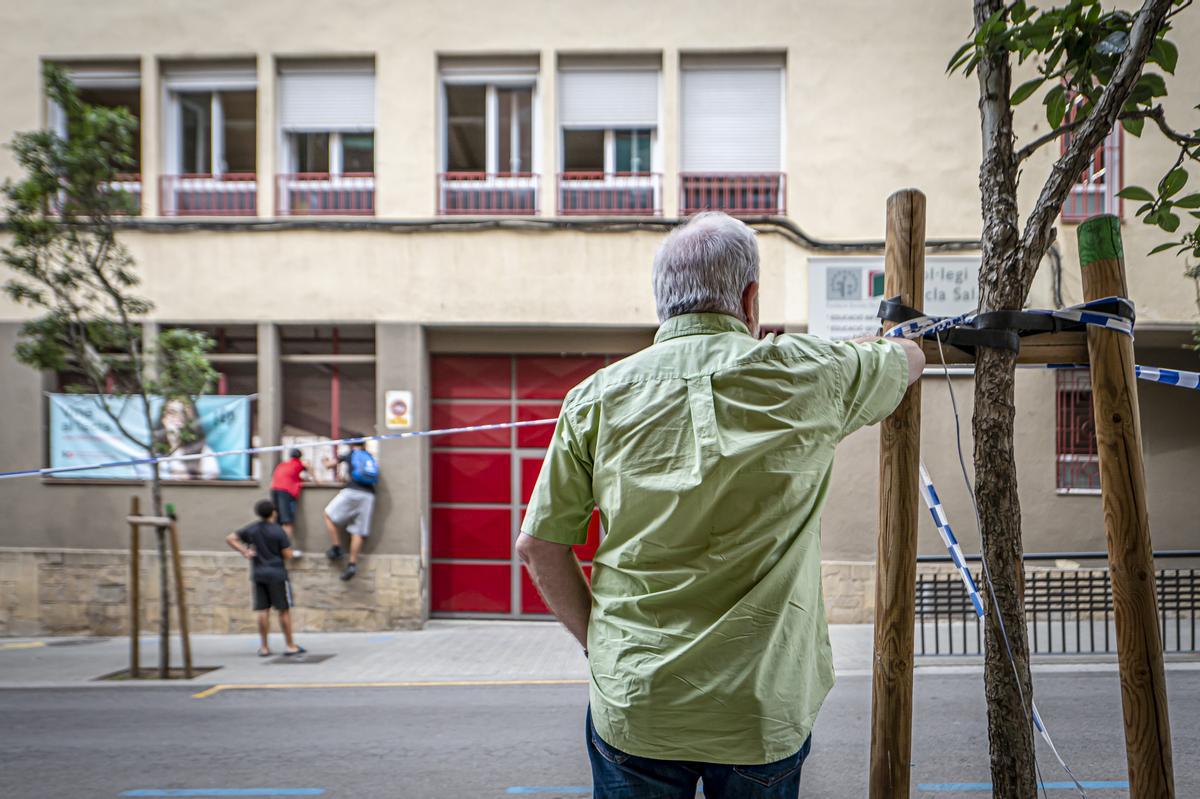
[430,354,610,617]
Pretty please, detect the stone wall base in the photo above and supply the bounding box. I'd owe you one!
[0,547,424,636]
[1,548,888,635]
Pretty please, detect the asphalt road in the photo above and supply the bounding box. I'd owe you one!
[0,669,1196,798]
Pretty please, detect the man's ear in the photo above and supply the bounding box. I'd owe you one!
[741,281,759,335]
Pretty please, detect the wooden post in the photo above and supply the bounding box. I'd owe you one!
[166,519,193,679]
[128,495,140,679]
[1078,215,1174,798]
[869,189,925,799]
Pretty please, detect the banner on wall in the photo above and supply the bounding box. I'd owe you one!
[49,394,252,480]
[807,256,980,339]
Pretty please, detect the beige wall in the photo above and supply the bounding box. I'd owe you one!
[0,0,1196,326]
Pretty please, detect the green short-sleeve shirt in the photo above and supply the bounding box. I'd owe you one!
[521,313,908,764]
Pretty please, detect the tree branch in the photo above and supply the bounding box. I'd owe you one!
[1016,0,1176,289]
[1144,104,1200,146]
[1014,117,1087,163]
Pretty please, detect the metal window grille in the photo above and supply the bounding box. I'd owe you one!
[1055,369,1101,493]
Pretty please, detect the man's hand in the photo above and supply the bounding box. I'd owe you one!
[225,532,255,560]
[515,533,592,649]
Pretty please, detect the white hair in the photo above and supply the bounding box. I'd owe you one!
[651,212,759,323]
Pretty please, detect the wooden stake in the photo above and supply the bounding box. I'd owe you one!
[1078,215,1174,798]
[128,495,140,679]
[869,189,925,799]
[167,519,193,679]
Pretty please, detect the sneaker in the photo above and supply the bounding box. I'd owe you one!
[325,545,343,561]
[340,563,358,581]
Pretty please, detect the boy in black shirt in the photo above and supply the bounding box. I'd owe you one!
[226,499,305,657]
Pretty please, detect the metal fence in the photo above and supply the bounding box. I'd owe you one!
[915,551,1200,656]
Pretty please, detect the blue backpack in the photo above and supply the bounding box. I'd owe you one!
[348,449,379,485]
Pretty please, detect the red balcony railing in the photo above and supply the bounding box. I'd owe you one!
[558,172,661,216]
[680,172,786,216]
[160,173,257,217]
[276,173,375,216]
[438,172,539,216]
[107,173,142,215]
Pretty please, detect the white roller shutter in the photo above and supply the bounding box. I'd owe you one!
[681,67,782,172]
[559,70,658,128]
[279,69,375,132]
[162,64,257,91]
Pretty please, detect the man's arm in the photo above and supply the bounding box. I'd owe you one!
[225,532,255,560]
[853,335,925,386]
[515,533,591,649]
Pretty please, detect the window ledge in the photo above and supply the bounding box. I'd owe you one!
[1055,487,1102,496]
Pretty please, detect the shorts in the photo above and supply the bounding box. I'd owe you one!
[324,488,375,537]
[253,580,293,611]
[272,489,298,524]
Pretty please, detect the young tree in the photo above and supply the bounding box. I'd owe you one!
[948,0,1195,793]
[2,65,217,679]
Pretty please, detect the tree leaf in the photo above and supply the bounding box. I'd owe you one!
[1173,193,1200,209]
[1148,242,1177,255]
[1011,77,1045,105]
[1159,211,1181,233]
[947,41,974,73]
[1117,185,1154,202]
[1150,38,1179,74]
[1160,168,1188,198]
[1136,72,1168,99]
[1045,85,1068,128]
[1121,115,1145,137]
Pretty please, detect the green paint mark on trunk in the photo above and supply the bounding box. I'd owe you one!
[1077,215,1123,268]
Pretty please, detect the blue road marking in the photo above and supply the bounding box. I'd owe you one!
[122,790,325,797]
[918,781,1128,792]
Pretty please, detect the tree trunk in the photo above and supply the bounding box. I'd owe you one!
[150,473,168,679]
[972,347,1037,798]
[971,0,1038,793]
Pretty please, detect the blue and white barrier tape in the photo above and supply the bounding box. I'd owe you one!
[0,417,558,481]
[1135,365,1200,390]
[920,460,1087,797]
[1028,296,1134,337]
[918,459,985,618]
[884,296,1134,341]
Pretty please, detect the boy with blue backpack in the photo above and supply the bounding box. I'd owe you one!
[322,439,379,581]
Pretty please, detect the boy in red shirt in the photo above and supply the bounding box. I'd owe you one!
[270,449,309,538]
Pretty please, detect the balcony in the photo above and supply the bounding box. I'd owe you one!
[160,173,257,217]
[557,173,661,216]
[438,172,539,216]
[276,173,375,216]
[680,172,786,217]
[107,174,142,215]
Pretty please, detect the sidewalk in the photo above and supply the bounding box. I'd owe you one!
[0,621,880,688]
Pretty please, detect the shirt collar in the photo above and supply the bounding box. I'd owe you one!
[654,313,751,344]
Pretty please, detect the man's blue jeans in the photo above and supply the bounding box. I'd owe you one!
[586,708,812,799]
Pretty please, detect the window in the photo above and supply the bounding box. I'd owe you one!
[558,62,660,215]
[50,64,143,213]
[680,55,785,215]
[280,324,377,483]
[161,63,258,216]
[276,62,376,215]
[439,57,539,215]
[1061,96,1122,221]
[1055,369,1101,494]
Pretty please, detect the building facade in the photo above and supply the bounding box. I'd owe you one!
[1,0,1197,635]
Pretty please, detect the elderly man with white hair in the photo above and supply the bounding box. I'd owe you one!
[517,211,924,798]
